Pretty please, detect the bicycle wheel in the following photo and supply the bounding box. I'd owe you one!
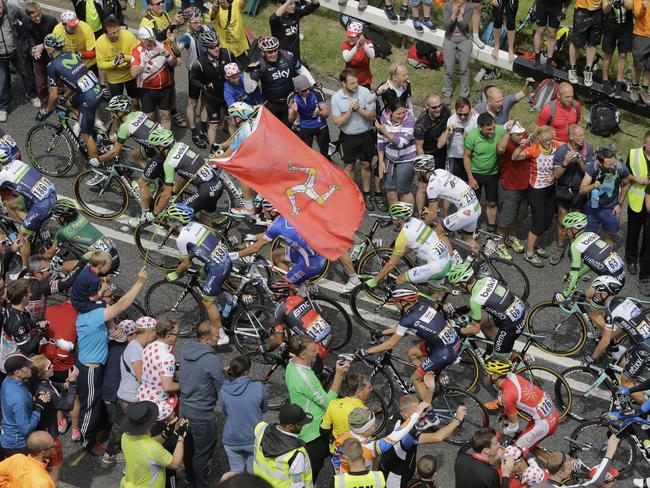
[309,294,352,351]
[25,123,76,177]
[73,169,129,219]
[231,304,276,362]
[558,366,614,422]
[525,302,588,356]
[569,420,636,479]
[349,283,401,332]
[268,237,330,283]
[515,365,572,421]
[446,348,481,394]
[134,222,180,271]
[480,257,530,302]
[431,387,489,445]
[145,280,205,336]
[115,301,147,323]
[348,360,396,408]
[356,248,415,301]
[248,360,289,410]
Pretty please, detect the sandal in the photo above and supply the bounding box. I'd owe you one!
[172,113,187,128]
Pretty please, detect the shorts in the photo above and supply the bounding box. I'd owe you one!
[202,258,233,300]
[409,0,432,6]
[555,186,585,210]
[442,200,480,234]
[139,144,158,160]
[285,247,327,285]
[534,0,563,28]
[22,192,56,235]
[490,317,525,355]
[142,155,164,182]
[497,185,528,228]
[590,274,625,308]
[417,340,461,376]
[632,34,650,70]
[446,157,467,180]
[623,340,650,379]
[205,91,225,123]
[188,71,201,100]
[602,21,633,55]
[406,257,451,284]
[584,205,620,236]
[473,173,499,204]
[340,131,376,164]
[49,437,64,467]
[108,79,139,99]
[572,8,603,48]
[384,161,415,195]
[515,410,559,450]
[140,85,173,114]
[70,94,102,135]
[182,180,223,214]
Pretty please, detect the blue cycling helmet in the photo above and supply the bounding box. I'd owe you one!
[167,203,194,224]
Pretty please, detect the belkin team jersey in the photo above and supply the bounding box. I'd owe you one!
[393,218,449,262]
[264,215,319,262]
[395,302,460,349]
[0,160,55,206]
[426,169,478,208]
[163,143,214,185]
[469,277,526,325]
[54,213,113,253]
[47,52,102,104]
[605,297,650,343]
[175,221,229,267]
[116,111,160,148]
[570,231,625,278]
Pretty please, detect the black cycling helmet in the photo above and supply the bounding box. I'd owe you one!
[52,199,79,222]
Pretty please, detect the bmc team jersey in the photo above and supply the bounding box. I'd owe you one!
[163,143,215,185]
[0,161,55,207]
[469,277,527,325]
[393,218,449,263]
[605,297,650,342]
[117,111,160,147]
[175,221,229,267]
[396,302,460,349]
[264,215,319,263]
[426,169,478,208]
[274,295,332,357]
[500,372,556,421]
[54,213,114,253]
[47,52,102,103]
[570,231,625,279]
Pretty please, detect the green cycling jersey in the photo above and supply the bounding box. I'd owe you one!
[54,214,114,253]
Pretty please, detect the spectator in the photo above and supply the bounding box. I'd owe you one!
[464,113,506,234]
[384,0,409,22]
[580,146,631,246]
[23,2,57,109]
[335,437,385,488]
[409,0,437,31]
[180,321,225,488]
[0,354,50,457]
[376,63,414,114]
[220,355,267,474]
[253,403,313,488]
[490,0,519,62]
[117,316,157,408]
[331,68,384,211]
[442,0,473,105]
[289,75,331,159]
[454,427,514,488]
[535,82,581,144]
[28,355,78,484]
[551,124,593,265]
[474,80,534,125]
[130,26,177,130]
[210,0,250,62]
[495,121,529,260]
[71,250,113,313]
[438,97,478,180]
[533,0,566,74]
[601,0,634,98]
[376,99,417,206]
[341,22,375,90]
[568,0,603,86]
[76,267,147,456]
[120,401,186,488]
[407,455,439,488]
[627,131,650,293]
[0,431,56,488]
[70,0,105,39]
[630,0,650,103]
[52,11,97,71]
[224,62,263,109]
[286,335,349,481]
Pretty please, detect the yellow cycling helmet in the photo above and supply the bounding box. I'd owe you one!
[484,358,513,376]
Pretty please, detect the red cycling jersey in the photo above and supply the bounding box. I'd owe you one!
[274,295,332,359]
[499,372,556,421]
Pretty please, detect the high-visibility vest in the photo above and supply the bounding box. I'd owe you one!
[334,470,386,488]
[253,422,313,488]
[628,147,648,212]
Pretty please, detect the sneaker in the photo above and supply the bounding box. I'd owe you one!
[610,345,627,363]
[192,133,207,149]
[0,111,7,122]
[633,477,650,487]
[364,193,375,212]
[339,276,361,294]
[583,69,593,87]
[71,428,81,442]
[603,80,615,97]
[127,216,143,228]
[614,82,623,99]
[422,18,436,29]
[473,34,485,49]
[398,5,409,21]
[58,418,69,434]
[549,245,566,266]
[85,442,106,456]
[568,69,578,84]
[525,253,544,268]
[217,329,230,346]
[451,250,463,267]
[374,194,388,212]
[535,247,548,258]
[86,173,108,187]
[102,452,125,465]
[172,113,187,128]
[384,5,398,22]
[30,97,41,108]
[230,206,256,216]
[630,86,640,103]
[358,0,367,9]
[505,236,524,254]
[640,279,650,297]
[640,88,650,106]
[412,18,423,31]
[496,244,512,261]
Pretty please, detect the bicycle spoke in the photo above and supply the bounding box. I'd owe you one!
[431,388,487,445]
[527,303,586,356]
[569,421,635,478]
[146,282,203,336]
[560,367,612,422]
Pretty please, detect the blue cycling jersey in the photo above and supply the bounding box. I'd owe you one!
[47,52,103,104]
[395,302,460,349]
[0,160,55,207]
[0,129,21,161]
[176,221,229,267]
[264,215,320,262]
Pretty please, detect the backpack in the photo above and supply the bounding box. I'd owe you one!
[587,102,620,137]
[529,78,559,112]
[407,42,442,69]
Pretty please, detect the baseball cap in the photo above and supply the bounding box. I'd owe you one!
[119,319,137,336]
[589,466,619,481]
[61,10,80,27]
[137,26,155,40]
[4,354,33,375]
[508,120,526,134]
[348,407,375,433]
[224,63,240,77]
[279,404,313,425]
[136,316,157,329]
[346,21,363,37]
[293,75,310,91]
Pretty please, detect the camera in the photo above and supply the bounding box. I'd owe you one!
[453,127,464,133]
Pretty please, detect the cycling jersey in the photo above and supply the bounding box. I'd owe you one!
[274,295,332,358]
[250,50,296,101]
[269,4,318,61]
[393,218,449,263]
[0,161,56,207]
[178,25,216,72]
[230,119,254,152]
[605,297,650,379]
[426,169,478,208]
[130,41,174,90]
[163,143,215,186]
[47,52,103,104]
[54,213,114,254]
[0,307,46,359]
[116,111,160,148]
[0,129,22,162]
[469,277,526,325]
[189,50,236,97]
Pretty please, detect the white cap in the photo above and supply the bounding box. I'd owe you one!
[508,120,526,134]
[347,21,364,36]
[137,26,155,40]
[61,10,79,26]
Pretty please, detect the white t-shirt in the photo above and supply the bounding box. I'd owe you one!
[446,112,479,158]
[117,339,143,403]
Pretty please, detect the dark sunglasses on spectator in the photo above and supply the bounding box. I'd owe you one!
[457,112,470,117]
[0,239,8,246]
[151,1,164,5]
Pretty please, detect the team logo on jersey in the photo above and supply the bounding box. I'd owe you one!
[286,161,341,215]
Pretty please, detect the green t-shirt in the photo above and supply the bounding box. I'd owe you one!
[120,434,172,488]
[55,213,113,252]
[285,360,337,443]
[464,125,505,175]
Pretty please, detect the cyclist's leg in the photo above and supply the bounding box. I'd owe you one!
[286,253,326,285]
[621,341,650,404]
[272,246,292,273]
[201,259,233,339]
[491,319,524,359]
[412,343,459,404]
[182,182,221,226]
[515,411,559,450]
[140,156,164,215]
[79,100,100,159]
[408,341,434,404]
[21,193,56,266]
[404,259,451,286]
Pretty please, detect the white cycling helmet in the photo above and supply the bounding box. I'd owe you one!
[591,275,623,295]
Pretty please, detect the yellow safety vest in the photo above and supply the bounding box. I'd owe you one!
[253,422,313,488]
[628,147,648,212]
[334,471,386,488]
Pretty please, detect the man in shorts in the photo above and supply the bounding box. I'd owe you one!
[601,0,634,98]
[629,0,650,104]
[533,0,567,74]
[568,0,603,87]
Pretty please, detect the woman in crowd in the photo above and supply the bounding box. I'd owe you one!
[442,0,472,105]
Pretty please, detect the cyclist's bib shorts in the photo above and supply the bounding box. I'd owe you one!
[201,257,233,301]
[286,247,326,284]
[441,201,481,235]
[515,410,559,450]
[407,257,452,285]
[417,340,461,376]
[23,192,57,235]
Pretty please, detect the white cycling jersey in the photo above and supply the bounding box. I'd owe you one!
[426,169,477,208]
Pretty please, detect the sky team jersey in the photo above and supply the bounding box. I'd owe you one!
[47,52,102,104]
[264,215,319,262]
[274,295,332,354]
[117,111,159,147]
[52,21,96,68]
[570,231,624,277]
[395,302,459,348]
[393,218,449,262]
[426,169,477,207]
[163,143,214,185]
[0,161,55,206]
[175,221,229,267]
[54,213,113,253]
[605,297,650,342]
[499,372,556,421]
[469,277,526,324]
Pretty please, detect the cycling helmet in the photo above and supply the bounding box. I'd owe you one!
[388,201,414,221]
[268,275,294,295]
[147,127,175,148]
[447,263,475,285]
[43,33,65,50]
[521,466,546,486]
[106,95,131,113]
[0,148,10,165]
[483,358,513,376]
[390,284,419,303]
[258,35,280,52]
[412,155,435,172]
[198,29,219,48]
[260,198,275,212]
[224,62,240,77]
[228,102,255,121]
[52,199,78,221]
[166,203,194,224]
[591,276,623,295]
[182,6,201,20]
[562,211,588,230]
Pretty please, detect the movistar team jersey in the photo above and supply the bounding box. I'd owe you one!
[116,111,159,147]
[605,297,650,343]
[54,213,113,252]
[47,52,102,103]
[469,277,526,324]
[175,221,228,267]
[570,231,625,277]
[393,218,449,262]
[426,169,478,208]
[264,215,319,261]
[0,160,55,205]
[163,143,214,185]
[395,302,460,348]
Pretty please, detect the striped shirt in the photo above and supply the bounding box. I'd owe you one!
[377,111,417,163]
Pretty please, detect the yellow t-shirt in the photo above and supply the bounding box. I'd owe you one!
[211,0,249,57]
[52,21,97,68]
[321,397,366,453]
[120,434,172,488]
[576,0,601,10]
[96,30,139,83]
[634,0,650,36]
[140,11,173,46]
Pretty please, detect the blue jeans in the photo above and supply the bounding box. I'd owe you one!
[224,444,255,473]
[183,417,219,488]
